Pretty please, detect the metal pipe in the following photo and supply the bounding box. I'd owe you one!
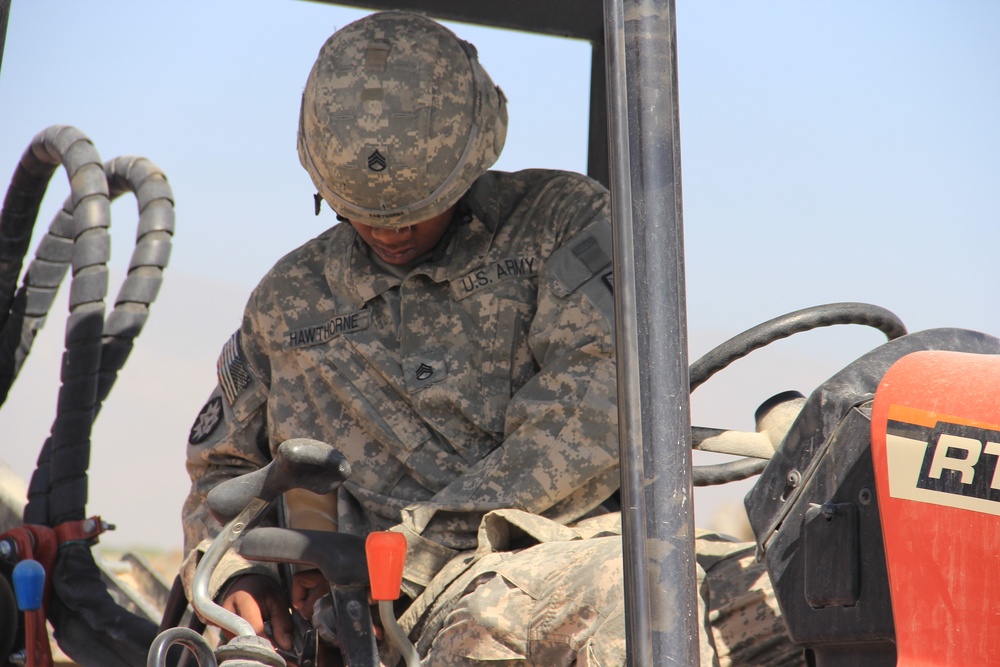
[378,600,420,667]
[191,499,269,639]
[146,627,218,667]
[0,0,10,79]
[588,38,610,188]
[604,0,700,664]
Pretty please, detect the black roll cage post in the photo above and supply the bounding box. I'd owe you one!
[0,0,700,663]
[0,0,10,82]
[604,2,699,665]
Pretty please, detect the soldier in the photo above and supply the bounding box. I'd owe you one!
[181,11,806,666]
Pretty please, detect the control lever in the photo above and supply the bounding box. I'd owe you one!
[240,528,375,666]
[193,439,350,645]
[207,439,351,525]
[12,560,48,667]
[366,532,419,667]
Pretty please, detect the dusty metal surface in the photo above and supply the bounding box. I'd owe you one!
[606,0,698,663]
[305,0,603,40]
[0,0,10,79]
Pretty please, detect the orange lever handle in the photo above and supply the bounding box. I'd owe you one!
[366,531,407,601]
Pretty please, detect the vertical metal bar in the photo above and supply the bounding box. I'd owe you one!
[0,0,11,79]
[603,0,699,665]
[588,37,610,188]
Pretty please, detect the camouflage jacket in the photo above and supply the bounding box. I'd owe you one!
[182,169,619,598]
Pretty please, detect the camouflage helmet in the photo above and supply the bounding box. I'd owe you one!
[297,11,508,228]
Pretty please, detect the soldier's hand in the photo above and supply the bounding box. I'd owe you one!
[291,569,328,621]
[219,574,293,651]
[293,570,387,639]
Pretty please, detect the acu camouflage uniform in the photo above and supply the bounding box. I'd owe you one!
[182,168,806,666]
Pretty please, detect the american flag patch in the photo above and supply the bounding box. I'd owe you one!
[217,331,253,406]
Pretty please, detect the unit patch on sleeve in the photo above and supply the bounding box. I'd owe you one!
[283,309,371,349]
[189,396,223,445]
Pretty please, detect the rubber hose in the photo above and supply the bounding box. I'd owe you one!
[16,126,109,525]
[12,128,174,527]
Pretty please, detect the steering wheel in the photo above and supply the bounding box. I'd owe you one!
[690,302,907,486]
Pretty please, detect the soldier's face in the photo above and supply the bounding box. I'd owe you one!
[350,205,456,265]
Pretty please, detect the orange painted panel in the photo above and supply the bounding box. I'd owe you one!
[871,351,1000,666]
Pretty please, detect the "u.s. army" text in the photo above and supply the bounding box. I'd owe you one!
[455,256,539,296]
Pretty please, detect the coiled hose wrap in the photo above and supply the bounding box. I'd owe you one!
[0,125,174,666]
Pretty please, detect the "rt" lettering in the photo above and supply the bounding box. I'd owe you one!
[929,433,1000,488]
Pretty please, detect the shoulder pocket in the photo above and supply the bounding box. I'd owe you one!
[547,219,612,297]
[546,220,615,329]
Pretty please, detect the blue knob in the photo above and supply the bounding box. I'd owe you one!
[12,560,45,611]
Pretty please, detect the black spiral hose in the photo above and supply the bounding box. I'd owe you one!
[0,131,62,367]
[0,127,174,527]
[690,302,907,486]
[23,154,175,527]
[0,126,111,527]
[0,126,173,666]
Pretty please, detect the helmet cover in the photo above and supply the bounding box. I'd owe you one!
[298,11,508,228]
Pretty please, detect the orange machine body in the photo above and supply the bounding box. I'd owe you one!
[871,350,1000,666]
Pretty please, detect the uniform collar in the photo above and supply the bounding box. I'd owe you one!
[325,188,500,307]
[419,208,497,284]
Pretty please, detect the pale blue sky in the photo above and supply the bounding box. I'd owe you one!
[1,1,997,551]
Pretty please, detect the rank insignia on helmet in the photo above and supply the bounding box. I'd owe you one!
[189,396,223,445]
[297,11,508,229]
[367,149,387,172]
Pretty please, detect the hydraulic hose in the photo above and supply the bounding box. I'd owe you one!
[0,133,62,375]
[33,155,174,527]
[0,126,173,666]
[2,125,111,527]
[0,126,175,527]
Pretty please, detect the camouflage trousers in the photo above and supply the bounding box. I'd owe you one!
[400,533,807,666]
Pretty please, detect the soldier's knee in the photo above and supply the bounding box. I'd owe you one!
[424,573,531,663]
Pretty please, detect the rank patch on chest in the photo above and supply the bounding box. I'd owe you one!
[454,256,540,298]
[284,309,371,349]
[409,360,447,388]
[406,347,450,391]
